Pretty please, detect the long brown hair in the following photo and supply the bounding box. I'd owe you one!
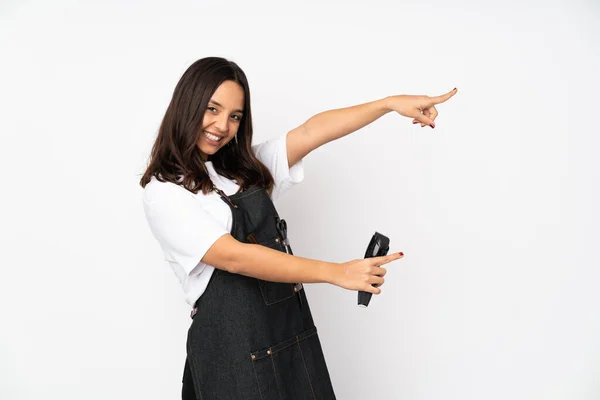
[140,57,274,195]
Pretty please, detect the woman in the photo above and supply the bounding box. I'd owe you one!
[140,57,456,399]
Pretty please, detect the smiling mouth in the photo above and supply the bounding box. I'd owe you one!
[204,131,224,142]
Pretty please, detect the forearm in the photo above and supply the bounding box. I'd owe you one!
[229,242,343,285]
[202,234,399,295]
[303,97,392,147]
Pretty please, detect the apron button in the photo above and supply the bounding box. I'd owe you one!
[275,237,280,243]
[267,349,272,355]
[251,354,256,360]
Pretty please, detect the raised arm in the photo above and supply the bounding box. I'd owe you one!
[285,88,458,167]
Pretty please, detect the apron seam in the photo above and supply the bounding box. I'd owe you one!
[269,352,284,400]
[251,360,265,400]
[251,328,317,360]
[297,336,317,400]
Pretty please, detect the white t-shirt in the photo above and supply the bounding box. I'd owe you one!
[143,133,304,307]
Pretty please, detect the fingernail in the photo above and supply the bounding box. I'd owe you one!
[399,252,404,256]
[430,124,435,129]
[412,121,419,124]
[453,87,457,91]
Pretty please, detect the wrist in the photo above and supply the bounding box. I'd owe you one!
[381,96,395,113]
[381,96,394,113]
[324,262,345,286]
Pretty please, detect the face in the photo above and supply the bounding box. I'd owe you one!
[198,80,245,159]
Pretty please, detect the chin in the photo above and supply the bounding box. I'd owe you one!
[198,142,223,157]
[200,146,218,155]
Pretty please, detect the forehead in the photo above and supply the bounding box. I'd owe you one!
[210,80,244,111]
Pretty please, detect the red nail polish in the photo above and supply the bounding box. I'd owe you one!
[399,252,404,256]
[430,124,435,129]
[412,121,418,124]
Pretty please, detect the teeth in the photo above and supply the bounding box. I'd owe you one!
[204,132,222,141]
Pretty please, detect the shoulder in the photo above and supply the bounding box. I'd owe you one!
[251,133,286,161]
[143,177,198,208]
[142,177,225,235]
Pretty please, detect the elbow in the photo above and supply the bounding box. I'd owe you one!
[201,234,247,275]
[222,241,247,275]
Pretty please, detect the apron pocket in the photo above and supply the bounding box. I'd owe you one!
[256,236,297,306]
[251,327,325,400]
[257,279,296,306]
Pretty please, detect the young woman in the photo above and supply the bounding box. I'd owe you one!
[140,57,456,399]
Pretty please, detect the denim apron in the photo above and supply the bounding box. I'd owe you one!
[182,185,336,399]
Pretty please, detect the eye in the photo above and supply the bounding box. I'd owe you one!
[207,106,218,113]
[231,114,242,121]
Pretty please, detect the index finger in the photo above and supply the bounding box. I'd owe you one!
[429,87,458,106]
[373,251,404,266]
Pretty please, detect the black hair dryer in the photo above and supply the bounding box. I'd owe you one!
[358,232,390,308]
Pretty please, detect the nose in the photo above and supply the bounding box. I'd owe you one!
[214,113,229,133]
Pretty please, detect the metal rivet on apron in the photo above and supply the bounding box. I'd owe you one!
[275,237,280,243]
[267,349,272,355]
[251,354,256,360]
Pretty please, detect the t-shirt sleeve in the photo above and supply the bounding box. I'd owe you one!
[252,132,305,201]
[143,185,229,276]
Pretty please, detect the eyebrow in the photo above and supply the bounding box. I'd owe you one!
[209,100,244,114]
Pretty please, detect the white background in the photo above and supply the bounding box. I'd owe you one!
[1,0,599,399]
